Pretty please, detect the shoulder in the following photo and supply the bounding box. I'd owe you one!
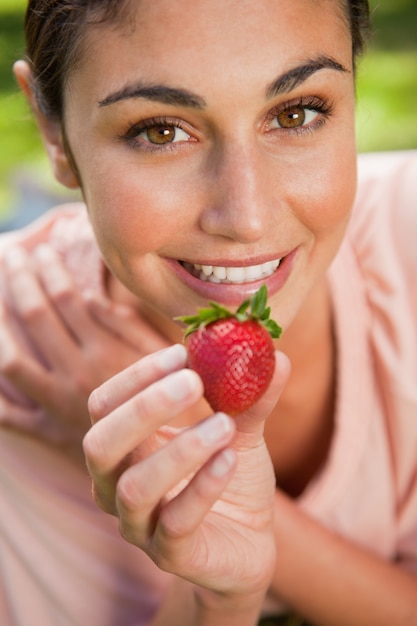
[354,149,416,230]
[353,150,417,260]
[0,202,103,294]
[0,202,87,258]
[348,150,417,360]
[349,151,417,302]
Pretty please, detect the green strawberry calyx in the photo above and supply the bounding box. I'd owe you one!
[175,284,282,339]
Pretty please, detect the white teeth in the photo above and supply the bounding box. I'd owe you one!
[213,266,227,280]
[226,267,246,282]
[201,265,213,276]
[245,264,263,280]
[184,258,282,284]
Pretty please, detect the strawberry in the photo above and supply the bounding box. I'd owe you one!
[176,285,282,415]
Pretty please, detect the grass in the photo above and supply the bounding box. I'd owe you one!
[355,0,417,152]
[0,0,416,220]
[0,2,47,220]
[356,50,417,152]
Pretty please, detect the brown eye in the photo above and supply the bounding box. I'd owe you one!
[146,125,176,144]
[276,106,306,128]
[123,118,194,149]
[135,123,191,146]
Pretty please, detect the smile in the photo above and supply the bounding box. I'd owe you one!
[180,258,282,284]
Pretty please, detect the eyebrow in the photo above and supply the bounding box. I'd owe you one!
[98,84,206,109]
[97,55,349,109]
[266,55,349,98]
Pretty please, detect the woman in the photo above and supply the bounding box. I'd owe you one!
[1,1,416,624]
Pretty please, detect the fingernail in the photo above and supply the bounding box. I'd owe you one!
[209,448,236,477]
[4,246,28,270]
[157,344,187,373]
[197,413,233,446]
[163,369,199,401]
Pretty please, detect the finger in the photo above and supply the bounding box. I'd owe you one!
[115,413,235,544]
[3,246,80,369]
[84,292,169,353]
[85,367,205,515]
[88,343,187,421]
[0,301,56,405]
[155,447,237,543]
[233,350,291,440]
[0,396,52,439]
[84,366,203,479]
[33,244,106,344]
[0,395,37,428]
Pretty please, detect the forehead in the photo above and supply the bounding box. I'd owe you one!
[70,0,351,101]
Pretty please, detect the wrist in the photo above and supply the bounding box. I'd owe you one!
[150,576,268,626]
[194,585,268,625]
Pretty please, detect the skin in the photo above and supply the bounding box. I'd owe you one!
[0,239,170,455]
[19,0,355,444]
[40,0,355,485]
[12,0,355,474]
[31,0,357,330]
[7,0,417,624]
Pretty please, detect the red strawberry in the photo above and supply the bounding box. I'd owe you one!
[177,285,282,415]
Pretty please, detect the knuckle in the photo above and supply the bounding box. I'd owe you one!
[116,471,149,516]
[47,284,74,308]
[87,378,118,421]
[118,518,139,546]
[167,439,192,469]
[129,392,150,419]
[87,388,104,421]
[158,510,188,541]
[129,376,175,420]
[36,249,76,301]
[82,427,108,471]
[0,350,24,379]
[92,484,116,515]
[18,299,48,325]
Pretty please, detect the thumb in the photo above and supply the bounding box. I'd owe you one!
[233,350,291,438]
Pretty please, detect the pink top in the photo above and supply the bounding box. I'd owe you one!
[312,151,417,573]
[1,151,416,624]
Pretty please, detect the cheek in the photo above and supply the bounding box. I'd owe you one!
[83,164,188,262]
[295,141,357,242]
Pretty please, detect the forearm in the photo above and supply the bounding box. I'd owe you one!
[150,576,265,626]
[272,492,417,626]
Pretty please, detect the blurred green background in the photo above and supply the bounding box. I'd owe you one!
[0,0,416,226]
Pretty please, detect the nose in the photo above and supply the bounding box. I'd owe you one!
[199,139,277,243]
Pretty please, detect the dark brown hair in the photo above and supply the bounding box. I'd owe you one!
[24,0,371,120]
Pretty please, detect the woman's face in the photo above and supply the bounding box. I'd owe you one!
[61,0,357,331]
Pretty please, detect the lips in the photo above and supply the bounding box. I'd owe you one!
[181,258,282,284]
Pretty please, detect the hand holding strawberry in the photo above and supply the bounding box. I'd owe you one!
[177,286,281,415]
[85,339,290,615]
[85,288,290,616]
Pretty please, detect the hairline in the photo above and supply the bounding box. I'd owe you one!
[50,0,361,120]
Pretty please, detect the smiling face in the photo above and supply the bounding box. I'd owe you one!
[46,0,357,334]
